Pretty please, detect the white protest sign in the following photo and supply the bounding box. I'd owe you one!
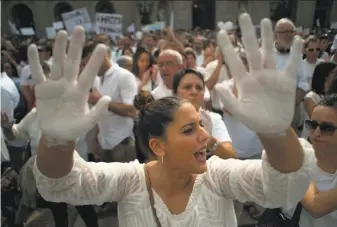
[142,21,165,32]
[20,27,35,36]
[46,27,57,39]
[95,13,123,39]
[53,21,64,30]
[61,8,91,33]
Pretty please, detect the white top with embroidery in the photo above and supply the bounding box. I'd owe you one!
[33,139,314,227]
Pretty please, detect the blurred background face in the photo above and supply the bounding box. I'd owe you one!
[275,22,296,48]
[320,38,329,51]
[305,41,320,60]
[137,52,150,73]
[145,35,156,48]
[158,54,183,89]
[3,62,12,76]
[123,48,133,58]
[185,54,196,69]
[193,38,203,52]
[176,73,205,110]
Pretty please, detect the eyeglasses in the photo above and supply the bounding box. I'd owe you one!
[305,120,337,136]
[307,48,320,52]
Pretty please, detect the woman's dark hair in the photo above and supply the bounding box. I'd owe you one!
[318,93,337,110]
[311,62,337,95]
[132,48,154,78]
[133,90,155,111]
[134,96,188,157]
[122,47,134,56]
[172,69,205,95]
[327,74,337,94]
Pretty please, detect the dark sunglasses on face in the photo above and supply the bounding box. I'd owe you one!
[305,120,337,136]
[307,48,320,52]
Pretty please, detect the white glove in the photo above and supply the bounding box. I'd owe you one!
[27,27,111,145]
[214,14,303,134]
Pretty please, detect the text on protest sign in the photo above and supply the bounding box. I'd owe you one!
[61,8,91,33]
[95,13,123,37]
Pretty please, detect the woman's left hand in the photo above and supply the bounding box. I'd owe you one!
[214,14,303,134]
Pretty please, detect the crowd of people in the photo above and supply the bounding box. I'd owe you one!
[1,11,337,227]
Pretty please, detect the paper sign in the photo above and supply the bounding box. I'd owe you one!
[95,13,123,39]
[53,21,64,30]
[127,24,135,33]
[142,21,165,32]
[20,27,35,36]
[46,27,57,39]
[61,8,91,33]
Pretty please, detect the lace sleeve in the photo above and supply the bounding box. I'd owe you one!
[33,152,142,206]
[206,139,315,209]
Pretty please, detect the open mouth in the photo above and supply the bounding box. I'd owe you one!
[194,147,207,162]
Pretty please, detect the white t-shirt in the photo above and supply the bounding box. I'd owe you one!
[299,59,324,87]
[33,139,315,227]
[284,165,337,227]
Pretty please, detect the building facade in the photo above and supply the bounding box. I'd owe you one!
[1,0,337,37]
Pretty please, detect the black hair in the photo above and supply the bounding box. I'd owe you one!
[135,96,188,156]
[172,69,205,95]
[318,93,337,110]
[327,75,337,94]
[132,47,154,78]
[311,62,337,95]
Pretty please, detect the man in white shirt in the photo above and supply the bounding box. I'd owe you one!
[193,36,204,67]
[82,41,138,163]
[1,71,27,172]
[273,18,309,135]
[151,49,185,99]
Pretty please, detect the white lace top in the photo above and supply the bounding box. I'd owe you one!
[33,139,315,227]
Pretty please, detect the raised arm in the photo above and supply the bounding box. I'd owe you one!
[211,14,313,208]
[29,27,139,205]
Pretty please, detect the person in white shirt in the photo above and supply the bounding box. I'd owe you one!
[299,36,324,85]
[284,94,337,227]
[273,18,309,135]
[193,36,204,67]
[183,48,207,76]
[82,40,138,163]
[151,49,185,99]
[172,68,237,160]
[318,34,330,62]
[30,15,313,227]
[1,71,27,172]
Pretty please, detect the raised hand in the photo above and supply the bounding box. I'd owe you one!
[215,13,303,134]
[28,27,111,144]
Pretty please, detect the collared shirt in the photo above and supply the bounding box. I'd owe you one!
[93,64,137,150]
[273,45,309,92]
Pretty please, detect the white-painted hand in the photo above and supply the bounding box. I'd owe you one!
[215,13,303,134]
[28,27,111,144]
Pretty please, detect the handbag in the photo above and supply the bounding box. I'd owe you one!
[258,202,302,227]
[144,164,162,227]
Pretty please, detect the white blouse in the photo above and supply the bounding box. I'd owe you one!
[33,139,314,227]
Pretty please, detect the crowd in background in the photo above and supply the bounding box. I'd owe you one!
[1,15,337,227]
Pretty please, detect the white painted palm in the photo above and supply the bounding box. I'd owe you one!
[28,27,111,144]
[215,14,303,134]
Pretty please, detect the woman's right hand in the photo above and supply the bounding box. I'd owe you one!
[28,27,111,145]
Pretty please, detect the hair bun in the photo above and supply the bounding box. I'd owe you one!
[133,90,155,113]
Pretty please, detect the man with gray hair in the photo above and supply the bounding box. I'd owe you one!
[273,18,308,135]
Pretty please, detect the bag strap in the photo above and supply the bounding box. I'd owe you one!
[144,164,162,227]
[290,202,303,226]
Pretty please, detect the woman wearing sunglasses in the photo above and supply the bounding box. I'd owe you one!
[284,94,337,227]
[302,62,337,139]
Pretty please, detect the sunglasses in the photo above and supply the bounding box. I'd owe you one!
[307,48,320,52]
[305,120,337,136]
